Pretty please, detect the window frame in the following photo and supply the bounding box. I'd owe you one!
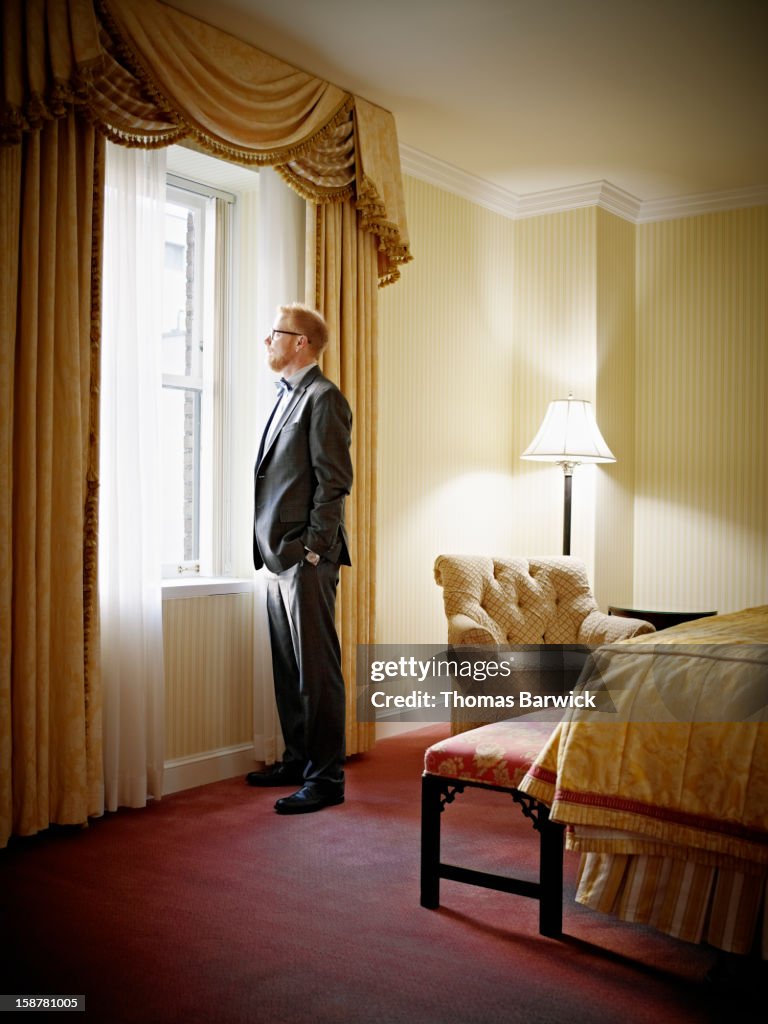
[161,175,236,579]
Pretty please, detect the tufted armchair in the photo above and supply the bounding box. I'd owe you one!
[434,554,655,648]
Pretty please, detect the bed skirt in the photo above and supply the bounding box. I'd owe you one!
[576,850,766,956]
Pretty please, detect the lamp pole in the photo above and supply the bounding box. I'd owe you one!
[561,462,575,556]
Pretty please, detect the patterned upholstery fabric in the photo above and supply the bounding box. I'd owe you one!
[434,555,655,646]
[424,720,556,789]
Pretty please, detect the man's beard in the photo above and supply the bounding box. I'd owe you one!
[266,350,287,373]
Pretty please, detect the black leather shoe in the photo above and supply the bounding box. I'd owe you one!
[245,763,305,787]
[274,784,345,814]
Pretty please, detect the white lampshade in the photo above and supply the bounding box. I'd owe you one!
[521,398,616,465]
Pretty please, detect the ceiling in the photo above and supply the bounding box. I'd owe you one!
[165,0,768,205]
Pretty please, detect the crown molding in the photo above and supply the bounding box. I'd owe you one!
[514,180,642,222]
[398,145,519,218]
[637,184,768,223]
[399,144,768,224]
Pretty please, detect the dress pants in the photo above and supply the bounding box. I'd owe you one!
[265,559,346,792]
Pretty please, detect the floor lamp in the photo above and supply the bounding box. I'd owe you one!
[521,397,616,556]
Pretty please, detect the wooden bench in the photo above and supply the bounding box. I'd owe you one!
[421,719,564,937]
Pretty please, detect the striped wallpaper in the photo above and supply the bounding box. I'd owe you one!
[594,208,636,610]
[512,208,601,576]
[378,176,767,646]
[378,177,516,643]
[634,208,768,613]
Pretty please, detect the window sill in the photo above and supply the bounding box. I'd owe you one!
[162,577,254,600]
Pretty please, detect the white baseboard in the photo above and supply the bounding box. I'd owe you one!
[375,721,438,740]
[163,744,258,795]
[163,729,439,793]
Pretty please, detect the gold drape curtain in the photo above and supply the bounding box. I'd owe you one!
[0,114,105,845]
[1,0,410,847]
[308,200,379,755]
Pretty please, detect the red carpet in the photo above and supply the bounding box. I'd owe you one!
[0,726,759,1023]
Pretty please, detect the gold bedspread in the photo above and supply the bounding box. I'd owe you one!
[621,603,768,646]
[519,605,768,869]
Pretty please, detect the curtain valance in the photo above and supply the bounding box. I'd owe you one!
[1,0,411,285]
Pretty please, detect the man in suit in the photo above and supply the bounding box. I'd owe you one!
[246,303,353,814]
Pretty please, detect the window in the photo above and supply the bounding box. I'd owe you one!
[159,157,251,580]
[103,143,302,585]
[105,141,309,585]
[160,181,221,576]
[160,147,271,582]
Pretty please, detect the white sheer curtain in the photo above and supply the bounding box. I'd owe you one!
[100,142,166,809]
[250,166,305,764]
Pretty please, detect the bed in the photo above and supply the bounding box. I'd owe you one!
[518,605,768,956]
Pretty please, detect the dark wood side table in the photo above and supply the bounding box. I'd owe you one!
[608,606,717,631]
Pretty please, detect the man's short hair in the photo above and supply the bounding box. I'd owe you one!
[279,303,329,353]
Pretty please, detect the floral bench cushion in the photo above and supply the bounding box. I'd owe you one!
[423,720,556,790]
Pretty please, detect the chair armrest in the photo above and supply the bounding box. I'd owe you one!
[446,613,497,646]
[577,609,655,644]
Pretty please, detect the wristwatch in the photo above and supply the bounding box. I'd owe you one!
[304,548,320,566]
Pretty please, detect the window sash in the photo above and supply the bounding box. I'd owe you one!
[160,180,234,578]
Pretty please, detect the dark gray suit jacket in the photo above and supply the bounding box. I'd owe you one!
[253,365,353,574]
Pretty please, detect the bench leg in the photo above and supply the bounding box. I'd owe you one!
[538,805,564,937]
[421,774,565,938]
[420,774,442,908]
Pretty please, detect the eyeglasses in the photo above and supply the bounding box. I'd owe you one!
[270,328,304,342]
